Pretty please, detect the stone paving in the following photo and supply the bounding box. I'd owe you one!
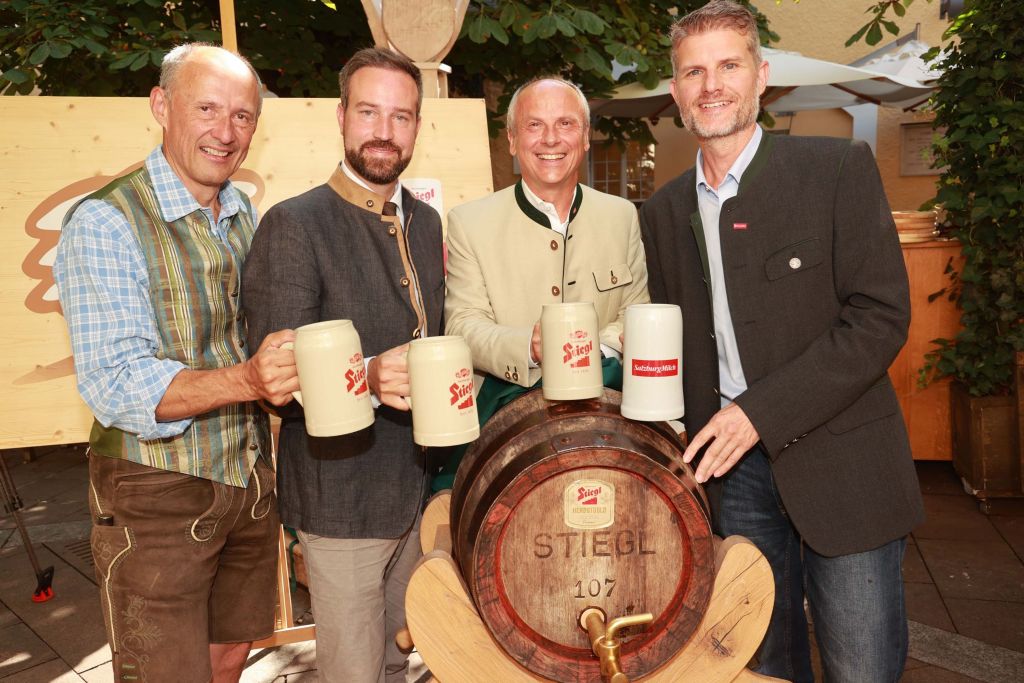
[1,446,1023,682]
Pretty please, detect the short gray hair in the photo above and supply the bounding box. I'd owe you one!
[670,0,763,77]
[160,43,264,116]
[506,76,591,135]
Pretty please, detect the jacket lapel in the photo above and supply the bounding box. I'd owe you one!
[689,207,714,311]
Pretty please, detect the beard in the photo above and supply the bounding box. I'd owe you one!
[345,140,412,186]
[681,90,761,141]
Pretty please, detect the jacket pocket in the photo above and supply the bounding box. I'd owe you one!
[593,263,633,291]
[826,379,899,435]
[765,238,823,281]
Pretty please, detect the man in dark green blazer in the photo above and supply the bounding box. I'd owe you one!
[640,3,925,682]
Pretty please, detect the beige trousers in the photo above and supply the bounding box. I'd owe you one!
[298,517,421,683]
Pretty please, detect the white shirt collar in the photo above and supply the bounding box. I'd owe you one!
[695,125,764,194]
[520,180,578,236]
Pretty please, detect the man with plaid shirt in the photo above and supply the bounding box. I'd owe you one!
[54,44,297,683]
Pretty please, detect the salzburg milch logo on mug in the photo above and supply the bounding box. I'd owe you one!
[630,358,680,377]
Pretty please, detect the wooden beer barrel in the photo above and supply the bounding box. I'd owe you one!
[450,389,714,682]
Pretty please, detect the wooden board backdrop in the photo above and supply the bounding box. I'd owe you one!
[0,96,492,449]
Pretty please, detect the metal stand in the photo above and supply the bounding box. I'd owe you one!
[0,451,55,602]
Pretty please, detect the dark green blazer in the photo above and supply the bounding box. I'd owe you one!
[640,132,924,557]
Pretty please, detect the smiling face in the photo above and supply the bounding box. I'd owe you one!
[150,48,260,208]
[508,80,590,202]
[670,28,768,143]
[337,66,421,196]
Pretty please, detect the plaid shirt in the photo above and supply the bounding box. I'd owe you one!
[53,146,255,441]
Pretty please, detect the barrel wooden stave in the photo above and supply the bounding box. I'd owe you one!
[450,389,714,682]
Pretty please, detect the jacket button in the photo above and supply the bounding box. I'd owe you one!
[413,329,421,339]
[550,240,558,251]
[388,227,397,236]
[512,371,519,381]
[230,289,239,297]
[789,257,802,269]
[249,443,258,451]
[400,277,410,288]
[551,285,560,296]
[709,332,716,340]
[505,371,512,380]
[366,199,374,208]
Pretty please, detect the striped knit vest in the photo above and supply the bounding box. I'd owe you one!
[85,166,269,486]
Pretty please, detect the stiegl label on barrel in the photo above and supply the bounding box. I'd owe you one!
[564,479,614,529]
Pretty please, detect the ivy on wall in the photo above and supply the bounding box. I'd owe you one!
[921,0,1024,396]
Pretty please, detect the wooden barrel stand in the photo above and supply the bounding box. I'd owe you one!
[407,492,779,682]
[406,390,780,683]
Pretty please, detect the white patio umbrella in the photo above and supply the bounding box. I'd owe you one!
[855,39,942,82]
[589,46,937,118]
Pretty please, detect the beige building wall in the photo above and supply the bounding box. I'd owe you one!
[758,0,948,63]
[652,119,699,189]
[649,1,949,209]
[757,0,950,210]
[651,108,853,189]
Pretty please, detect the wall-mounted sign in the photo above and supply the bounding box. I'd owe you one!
[900,122,944,176]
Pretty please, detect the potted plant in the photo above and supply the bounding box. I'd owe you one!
[920,0,1023,509]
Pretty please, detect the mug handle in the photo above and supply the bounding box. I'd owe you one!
[280,341,304,406]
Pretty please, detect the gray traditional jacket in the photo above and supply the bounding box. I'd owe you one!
[640,133,924,556]
[243,166,444,539]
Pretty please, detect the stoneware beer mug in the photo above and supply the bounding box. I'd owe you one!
[285,320,375,437]
[406,335,480,447]
[540,302,602,401]
[621,303,684,421]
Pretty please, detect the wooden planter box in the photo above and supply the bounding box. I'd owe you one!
[951,380,1022,512]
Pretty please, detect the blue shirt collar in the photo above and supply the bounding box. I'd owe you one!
[145,146,247,224]
[695,125,764,195]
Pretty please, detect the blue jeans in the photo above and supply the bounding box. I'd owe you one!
[717,447,908,683]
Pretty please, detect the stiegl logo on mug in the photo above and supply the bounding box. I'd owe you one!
[345,353,368,395]
[562,329,594,369]
[449,367,475,411]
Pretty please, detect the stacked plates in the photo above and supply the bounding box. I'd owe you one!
[893,210,937,243]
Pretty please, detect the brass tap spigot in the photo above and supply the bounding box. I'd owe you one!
[580,608,655,683]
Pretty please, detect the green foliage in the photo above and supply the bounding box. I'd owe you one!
[446,0,777,144]
[845,1,929,47]
[1,0,778,144]
[919,0,1024,396]
[234,1,371,98]
[0,0,218,96]
[0,0,371,98]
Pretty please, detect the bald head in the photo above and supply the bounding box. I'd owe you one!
[160,43,264,116]
[149,42,263,210]
[507,77,590,138]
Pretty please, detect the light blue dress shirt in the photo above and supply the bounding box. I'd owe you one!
[53,146,253,440]
[695,125,763,407]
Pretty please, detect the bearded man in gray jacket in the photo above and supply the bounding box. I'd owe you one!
[243,48,444,683]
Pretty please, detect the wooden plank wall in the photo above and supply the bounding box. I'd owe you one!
[0,97,492,449]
